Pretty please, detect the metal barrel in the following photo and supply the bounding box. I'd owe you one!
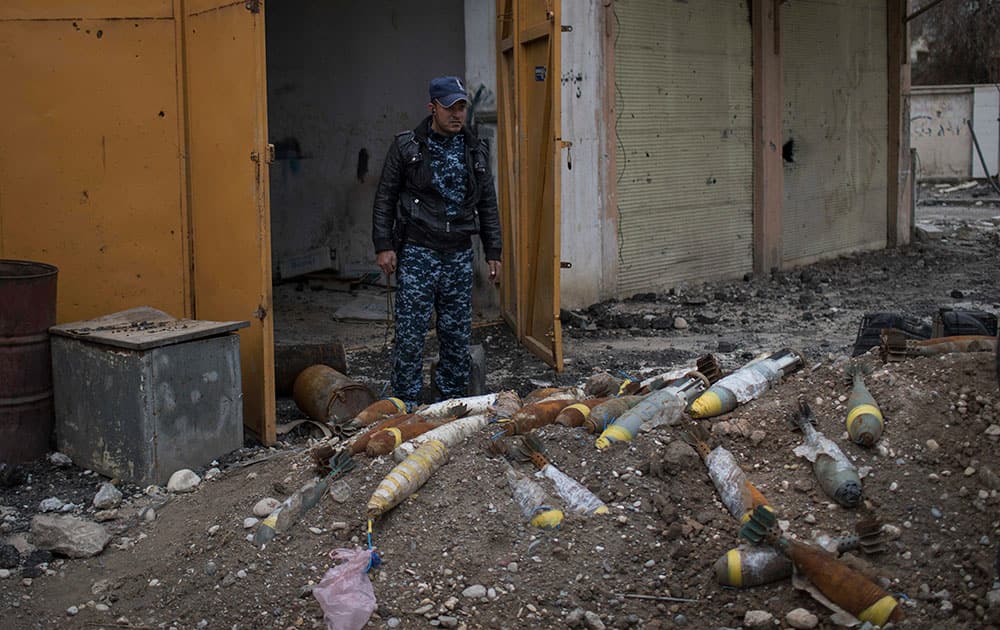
[0,259,58,464]
[292,364,375,423]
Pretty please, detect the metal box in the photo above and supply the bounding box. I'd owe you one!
[50,307,247,486]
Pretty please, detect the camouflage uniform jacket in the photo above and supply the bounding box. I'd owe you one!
[372,116,502,261]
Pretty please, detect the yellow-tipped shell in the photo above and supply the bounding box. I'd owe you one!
[689,391,723,419]
[530,509,564,529]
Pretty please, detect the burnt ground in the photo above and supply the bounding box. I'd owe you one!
[2,191,1000,630]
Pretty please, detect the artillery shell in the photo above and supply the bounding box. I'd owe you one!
[714,546,792,588]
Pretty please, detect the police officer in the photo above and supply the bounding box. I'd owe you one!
[372,76,502,411]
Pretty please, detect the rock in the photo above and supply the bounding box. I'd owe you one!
[0,569,10,578]
[0,544,19,569]
[25,549,52,567]
[926,439,940,451]
[507,562,518,573]
[672,317,689,330]
[94,510,119,522]
[566,608,586,628]
[66,606,79,616]
[30,514,110,558]
[487,587,497,600]
[583,611,606,630]
[95,603,110,612]
[221,571,237,587]
[462,584,487,599]
[717,340,737,353]
[661,440,699,466]
[253,498,280,517]
[387,618,401,628]
[207,525,220,535]
[750,430,766,446]
[204,467,221,480]
[236,569,247,579]
[744,610,773,627]
[243,517,259,529]
[93,483,123,510]
[438,616,458,628]
[986,589,1000,609]
[979,466,1000,491]
[914,223,945,241]
[139,507,156,522]
[984,424,1000,437]
[39,497,65,512]
[205,561,217,576]
[91,578,111,595]
[48,452,73,467]
[167,469,201,493]
[786,608,818,629]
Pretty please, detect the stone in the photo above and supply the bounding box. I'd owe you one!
[94,510,119,522]
[583,610,606,630]
[566,608,586,628]
[30,514,110,558]
[139,507,156,522]
[0,569,10,578]
[672,317,689,330]
[91,578,111,595]
[744,610,773,627]
[39,498,65,512]
[48,452,73,467]
[462,584,487,599]
[204,467,221,480]
[205,561,217,576]
[243,517,259,529]
[785,608,818,629]
[507,562,518,573]
[95,603,110,612]
[662,440,699,466]
[750,430,766,446]
[207,525,220,536]
[438,616,458,628]
[984,424,1000,437]
[914,223,945,241]
[926,439,940,451]
[93,483,123,510]
[167,469,201,493]
[221,571,237,587]
[986,589,1000,609]
[253,498,281,517]
[0,543,19,569]
[66,606,79,616]
[386,618,401,628]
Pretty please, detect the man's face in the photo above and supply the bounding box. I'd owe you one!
[429,99,468,135]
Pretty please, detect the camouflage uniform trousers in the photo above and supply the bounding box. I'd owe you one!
[391,244,474,408]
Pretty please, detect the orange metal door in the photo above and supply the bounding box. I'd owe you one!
[184,0,275,443]
[496,0,563,370]
[0,1,192,320]
[0,0,276,444]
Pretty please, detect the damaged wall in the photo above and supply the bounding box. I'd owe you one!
[613,0,754,297]
[781,0,888,266]
[265,0,465,278]
[910,86,974,180]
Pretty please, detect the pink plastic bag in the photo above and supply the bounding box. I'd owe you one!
[313,548,377,630]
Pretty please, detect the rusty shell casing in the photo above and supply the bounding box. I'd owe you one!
[491,390,523,421]
[523,387,565,405]
[813,453,863,508]
[554,398,609,428]
[583,396,644,434]
[787,540,903,625]
[352,397,407,428]
[508,400,573,434]
[365,422,440,457]
[714,546,793,588]
[350,413,422,454]
[845,375,884,447]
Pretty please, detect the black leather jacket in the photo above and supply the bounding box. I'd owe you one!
[372,117,502,261]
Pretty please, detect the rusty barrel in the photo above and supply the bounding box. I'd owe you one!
[292,364,374,424]
[0,260,58,463]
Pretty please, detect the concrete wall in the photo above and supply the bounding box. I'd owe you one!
[972,86,999,179]
[910,86,974,179]
[265,0,465,277]
[559,0,613,310]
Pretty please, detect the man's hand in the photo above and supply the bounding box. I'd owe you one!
[377,250,397,276]
[487,259,501,286]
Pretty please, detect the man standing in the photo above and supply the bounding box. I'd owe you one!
[372,76,502,411]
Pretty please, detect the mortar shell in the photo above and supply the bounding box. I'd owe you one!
[688,385,737,419]
[714,546,792,588]
[814,454,863,508]
[353,397,407,428]
[787,540,903,625]
[510,400,573,434]
[555,399,607,428]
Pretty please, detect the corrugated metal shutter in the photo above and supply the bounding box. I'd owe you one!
[614,0,752,296]
[782,0,887,265]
